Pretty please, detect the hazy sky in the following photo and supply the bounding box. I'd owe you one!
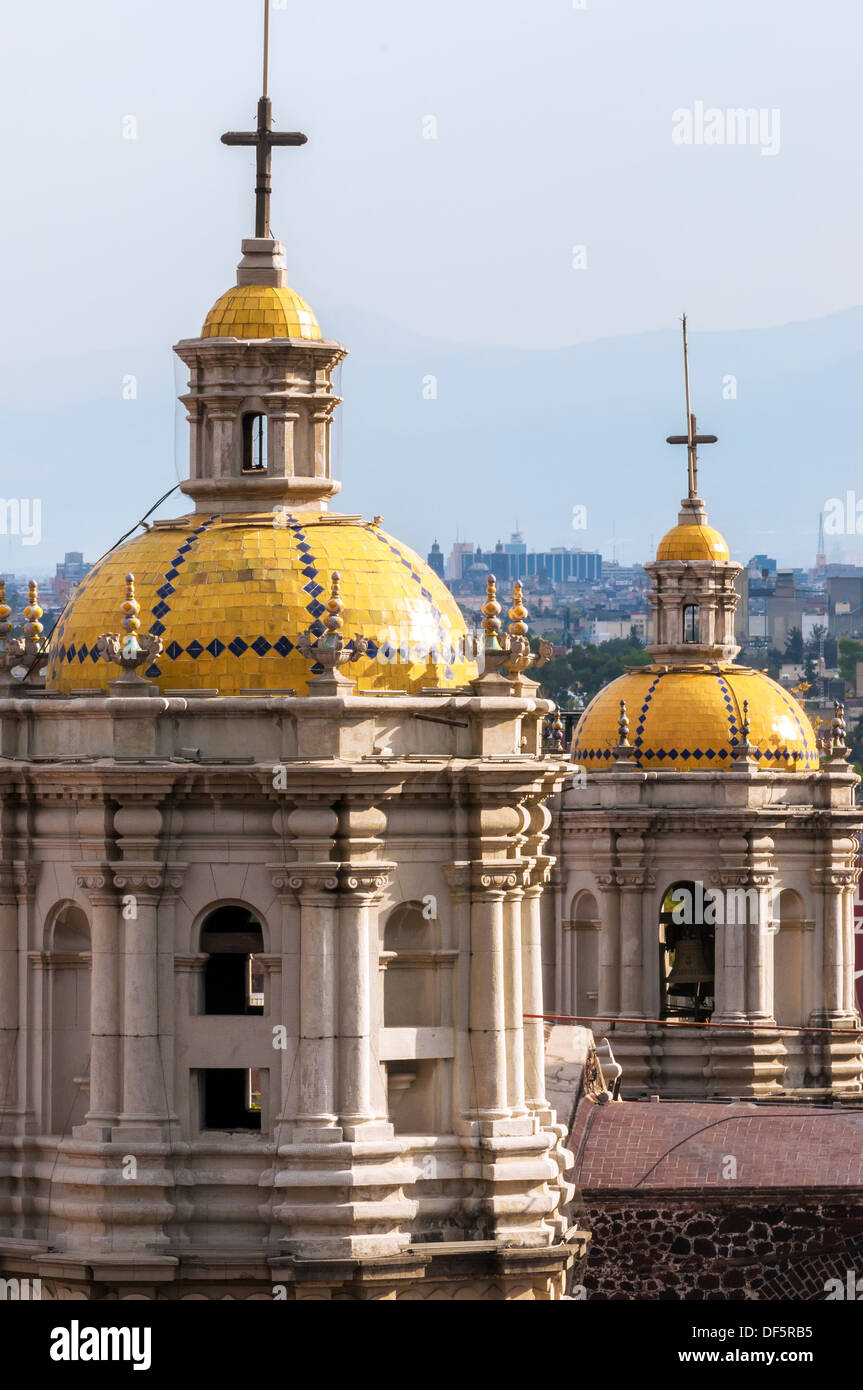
[1,0,862,572]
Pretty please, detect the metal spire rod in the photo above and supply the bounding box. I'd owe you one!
[682,313,694,495]
[666,314,718,501]
[221,1,307,238]
[262,0,270,99]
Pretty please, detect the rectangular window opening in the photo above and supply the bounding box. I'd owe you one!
[201,1068,262,1131]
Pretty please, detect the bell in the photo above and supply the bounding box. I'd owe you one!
[667,936,712,987]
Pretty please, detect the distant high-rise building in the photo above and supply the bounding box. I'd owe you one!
[52,551,91,605]
[426,539,444,577]
[445,540,474,580]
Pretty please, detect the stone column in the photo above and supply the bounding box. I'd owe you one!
[522,868,550,1112]
[467,867,516,1120]
[595,873,620,1018]
[113,864,184,1137]
[443,863,473,1127]
[284,867,340,1141]
[74,867,121,1137]
[13,863,37,1128]
[712,874,747,1023]
[337,865,393,1139]
[744,875,775,1022]
[844,875,859,1018]
[817,869,855,1021]
[503,880,527,1117]
[0,871,18,1124]
[617,877,646,1018]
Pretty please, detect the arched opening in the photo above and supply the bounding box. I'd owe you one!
[571,890,600,1022]
[683,604,700,643]
[774,888,807,1026]
[196,906,266,1132]
[383,901,436,1028]
[49,904,91,1134]
[242,412,267,472]
[200,906,265,1016]
[659,881,715,1021]
[382,900,446,1135]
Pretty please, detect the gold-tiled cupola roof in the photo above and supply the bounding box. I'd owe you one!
[203,283,321,341]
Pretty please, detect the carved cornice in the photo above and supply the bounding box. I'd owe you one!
[274,864,339,900]
[12,861,39,901]
[111,862,187,899]
[73,863,116,903]
[615,870,655,889]
[338,863,396,900]
[471,865,520,896]
[810,867,859,890]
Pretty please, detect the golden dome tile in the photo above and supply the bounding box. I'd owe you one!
[572,665,818,773]
[48,512,475,697]
[202,284,322,341]
[655,522,730,562]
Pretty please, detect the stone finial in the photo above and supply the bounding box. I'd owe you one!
[94,572,164,690]
[481,576,502,651]
[23,580,43,645]
[550,707,565,753]
[0,579,48,677]
[732,697,760,769]
[296,570,369,692]
[504,580,553,677]
[613,697,637,766]
[618,698,630,745]
[0,577,27,679]
[0,580,11,642]
[830,700,849,761]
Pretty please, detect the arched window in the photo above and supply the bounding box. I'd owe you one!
[570,890,600,1022]
[49,904,91,1134]
[242,412,267,472]
[383,902,435,1027]
[774,888,807,1026]
[683,604,699,643]
[382,900,451,1135]
[658,880,714,1022]
[200,906,265,1016]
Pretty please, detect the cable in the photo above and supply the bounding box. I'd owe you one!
[21,483,181,682]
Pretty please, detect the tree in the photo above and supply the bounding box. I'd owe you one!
[784,627,803,663]
[838,638,863,692]
[535,638,651,708]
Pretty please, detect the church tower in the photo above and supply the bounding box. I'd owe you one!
[0,8,583,1301]
[558,321,863,1099]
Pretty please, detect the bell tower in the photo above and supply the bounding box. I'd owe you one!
[174,9,345,516]
[644,316,741,663]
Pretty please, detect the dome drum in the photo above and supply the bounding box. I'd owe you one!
[174,336,347,515]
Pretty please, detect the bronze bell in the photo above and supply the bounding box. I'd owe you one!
[667,936,712,986]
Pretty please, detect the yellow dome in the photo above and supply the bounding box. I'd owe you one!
[656,523,730,562]
[48,512,475,697]
[573,665,818,774]
[202,284,322,341]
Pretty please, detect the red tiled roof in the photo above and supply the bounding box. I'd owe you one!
[572,1101,863,1191]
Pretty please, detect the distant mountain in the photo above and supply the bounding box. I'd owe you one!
[2,307,862,571]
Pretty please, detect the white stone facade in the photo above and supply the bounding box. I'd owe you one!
[0,687,584,1299]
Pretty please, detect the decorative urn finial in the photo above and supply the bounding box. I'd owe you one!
[296,570,369,691]
[94,573,164,690]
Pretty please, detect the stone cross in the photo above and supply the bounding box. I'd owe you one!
[221,0,308,237]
